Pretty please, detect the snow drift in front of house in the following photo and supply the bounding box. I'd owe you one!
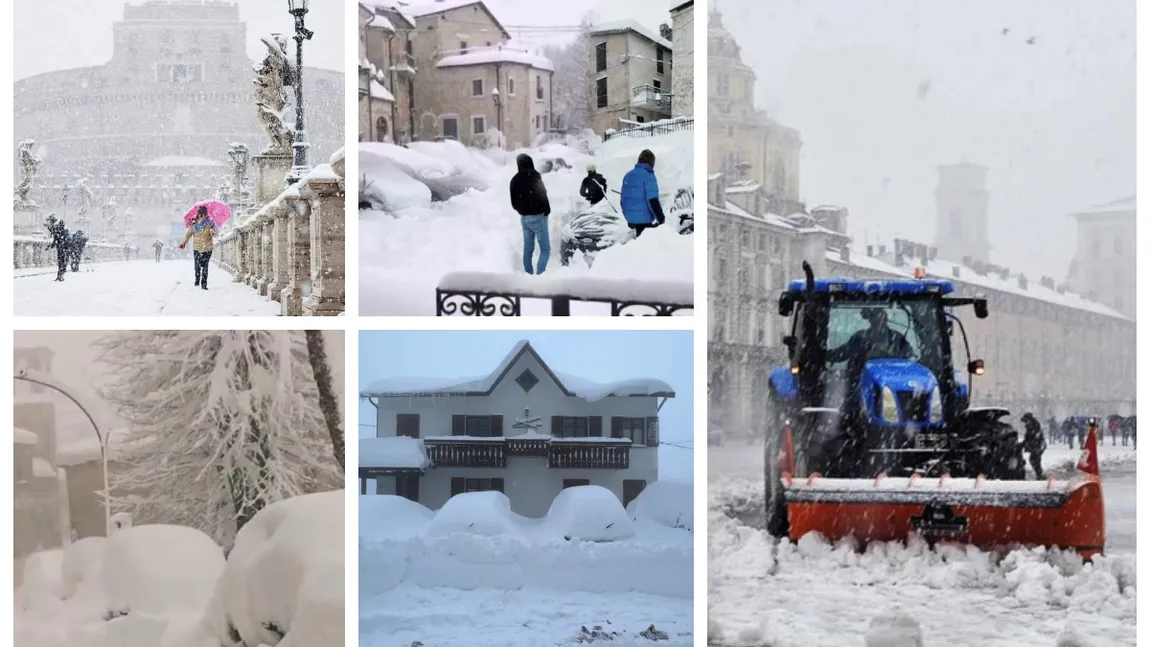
[626,479,694,532]
[543,485,637,541]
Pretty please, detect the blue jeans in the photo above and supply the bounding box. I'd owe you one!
[521,215,550,274]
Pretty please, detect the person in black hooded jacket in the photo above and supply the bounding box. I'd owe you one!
[69,230,88,272]
[44,215,71,281]
[509,153,552,274]
[579,165,607,206]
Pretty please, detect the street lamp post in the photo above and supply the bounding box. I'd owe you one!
[15,372,112,537]
[286,0,314,185]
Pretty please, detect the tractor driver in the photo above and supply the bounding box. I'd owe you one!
[825,307,914,421]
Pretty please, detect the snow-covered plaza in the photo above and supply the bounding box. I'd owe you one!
[707,441,1137,647]
[360,120,695,315]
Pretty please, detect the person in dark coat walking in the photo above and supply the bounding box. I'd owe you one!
[619,149,666,238]
[153,240,164,263]
[579,165,607,206]
[69,230,88,272]
[1062,417,1075,449]
[509,153,551,274]
[1020,412,1046,480]
[44,216,71,281]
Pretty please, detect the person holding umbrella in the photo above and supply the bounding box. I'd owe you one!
[179,202,226,289]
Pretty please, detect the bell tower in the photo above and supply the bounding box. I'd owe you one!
[934,162,991,264]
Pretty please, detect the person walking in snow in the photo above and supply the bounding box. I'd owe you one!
[619,149,666,238]
[580,164,607,206]
[69,230,88,272]
[153,240,164,263]
[1062,417,1075,449]
[44,215,71,281]
[509,153,551,275]
[179,206,218,289]
[123,243,131,262]
[1020,412,1046,480]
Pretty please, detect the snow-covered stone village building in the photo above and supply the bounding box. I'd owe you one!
[669,0,694,118]
[12,0,343,243]
[706,9,1136,439]
[359,2,416,142]
[587,21,673,136]
[359,341,672,517]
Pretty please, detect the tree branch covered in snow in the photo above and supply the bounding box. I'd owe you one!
[95,331,342,544]
[542,14,595,132]
[304,330,344,469]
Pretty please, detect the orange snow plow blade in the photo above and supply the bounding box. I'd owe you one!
[784,426,1106,559]
[784,474,1104,559]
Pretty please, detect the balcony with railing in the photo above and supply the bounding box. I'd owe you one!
[424,438,507,467]
[506,437,549,457]
[630,84,672,112]
[390,52,417,74]
[548,439,631,469]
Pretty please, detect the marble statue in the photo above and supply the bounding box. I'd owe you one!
[227,142,252,205]
[14,139,42,208]
[75,178,94,225]
[254,34,294,154]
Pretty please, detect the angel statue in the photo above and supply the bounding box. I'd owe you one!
[227,142,252,205]
[103,197,118,234]
[216,176,232,202]
[14,139,42,208]
[75,178,95,225]
[253,34,294,154]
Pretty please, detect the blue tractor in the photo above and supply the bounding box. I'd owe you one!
[763,262,1027,538]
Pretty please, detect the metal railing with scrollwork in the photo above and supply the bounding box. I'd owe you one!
[435,271,693,317]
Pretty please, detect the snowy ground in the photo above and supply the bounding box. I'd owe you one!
[707,442,1137,646]
[361,486,693,646]
[14,259,280,316]
[360,127,694,316]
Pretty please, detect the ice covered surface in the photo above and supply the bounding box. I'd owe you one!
[360,127,693,315]
[626,479,694,532]
[544,485,637,541]
[708,443,1137,647]
[359,435,429,469]
[102,524,225,617]
[362,338,675,399]
[204,490,344,647]
[14,260,279,316]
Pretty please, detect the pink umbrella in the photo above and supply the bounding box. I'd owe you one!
[183,200,232,227]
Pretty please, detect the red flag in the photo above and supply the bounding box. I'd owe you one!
[1077,423,1100,476]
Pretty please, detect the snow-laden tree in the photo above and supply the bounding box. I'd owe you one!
[95,331,343,544]
[303,331,344,470]
[544,13,596,132]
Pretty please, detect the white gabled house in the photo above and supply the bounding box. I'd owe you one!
[359,340,674,516]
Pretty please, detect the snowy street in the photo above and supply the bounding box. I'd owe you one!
[707,442,1137,646]
[14,260,280,316]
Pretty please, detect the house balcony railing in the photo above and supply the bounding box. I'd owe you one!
[506,437,549,457]
[424,438,506,468]
[436,271,693,316]
[390,52,417,74]
[630,84,671,112]
[548,440,631,469]
[604,116,693,142]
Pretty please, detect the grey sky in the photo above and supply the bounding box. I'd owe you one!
[443,0,675,49]
[722,0,1135,280]
[14,331,346,450]
[14,0,344,80]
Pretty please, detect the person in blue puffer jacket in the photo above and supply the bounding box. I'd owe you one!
[619,149,666,238]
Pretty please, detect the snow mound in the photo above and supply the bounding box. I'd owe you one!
[61,536,106,600]
[865,611,924,647]
[204,491,344,647]
[626,479,693,532]
[360,150,432,212]
[408,140,498,175]
[18,549,64,611]
[103,524,224,617]
[359,435,429,469]
[543,485,636,541]
[427,491,523,538]
[359,494,435,540]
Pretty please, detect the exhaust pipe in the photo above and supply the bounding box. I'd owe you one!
[802,260,815,293]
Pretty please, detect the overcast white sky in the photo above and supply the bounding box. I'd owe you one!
[721,0,1135,280]
[14,0,344,80]
[14,331,345,450]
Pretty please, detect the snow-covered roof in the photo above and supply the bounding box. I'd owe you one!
[405,0,509,38]
[32,457,57,478]
[670,0,693,12]
[1072,195,1135,217]
[141,156,223,168]
[361,340,675,401]
[368,11,394,30]
[56,428,131,467]
[360,436,430,470]
[589,20,672,50]
[436,47,554,72]
[15,428,38,444]
[370,79,395,101]
[824,250,1129,320]
[366,2,415,27]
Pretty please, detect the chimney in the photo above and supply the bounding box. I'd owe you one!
[999,268,1010,281]
[867,245,874,257]
[962,255,973,268]
[952,266,960,278]
[895,251,905,266]
[1040,276,1055,290]
[1018,274,1028,290]
[878,244,887,256]
[840,245,851,263]
[1056,283,1069,294]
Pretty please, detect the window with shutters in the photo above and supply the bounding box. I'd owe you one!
[396,414,420,438]
[615,417,646,444]
[465,415,493,436]
[623,479,646,507]
[558,416,589,437]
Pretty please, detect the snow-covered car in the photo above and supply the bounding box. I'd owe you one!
[559,187,694,267]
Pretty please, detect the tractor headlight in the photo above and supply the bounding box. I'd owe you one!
[881,386,899,423]
[929,386,943,423]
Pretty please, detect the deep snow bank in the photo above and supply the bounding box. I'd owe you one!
[205,490,344,647]
[361,487,692,600]
[103,525,225,617]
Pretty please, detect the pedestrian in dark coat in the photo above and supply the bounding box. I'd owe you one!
[69,230,88,272]
[1020,412,1046,480]
[153,240,164,263]
[44,216,71,281]
[509,153,551,274]
[579,165,607,206]
[1062,417,1075,449]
